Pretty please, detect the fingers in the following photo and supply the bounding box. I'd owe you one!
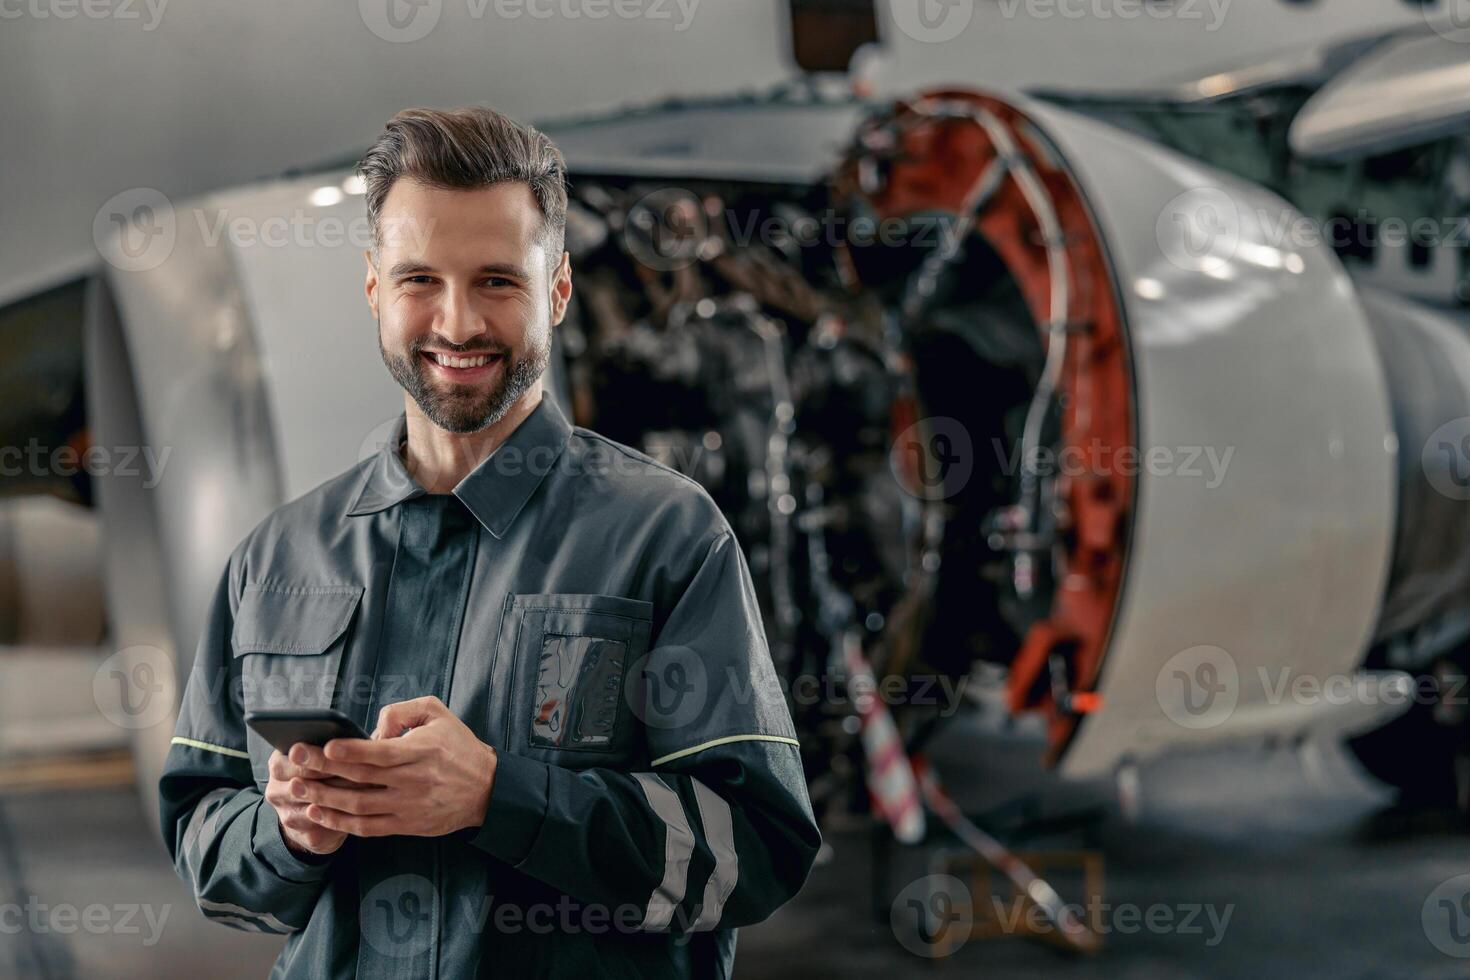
[268,748,334,784]
[289,743,393,786]
[370,696,443,734]
[373,696,448,739]
[290,778,399,816]
[324,734,421,767]
[304,805,398,838]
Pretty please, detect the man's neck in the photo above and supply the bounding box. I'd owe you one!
[401,383,543,494]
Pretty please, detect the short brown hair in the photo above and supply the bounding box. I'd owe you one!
[358,105,568,260]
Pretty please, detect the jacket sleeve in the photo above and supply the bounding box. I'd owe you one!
[157,545,333,934]
[468,529,821,934]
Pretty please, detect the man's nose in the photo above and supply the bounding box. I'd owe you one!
[435,287,486,345]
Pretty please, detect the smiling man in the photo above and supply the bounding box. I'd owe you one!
[158,106,820,979]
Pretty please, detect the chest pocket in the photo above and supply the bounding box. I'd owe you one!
[504,593,653,766]
[232,584,364,782]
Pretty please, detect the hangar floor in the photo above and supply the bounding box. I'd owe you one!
[0,732,1464,979]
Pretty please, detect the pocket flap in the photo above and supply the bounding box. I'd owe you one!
[232,585,364,656]
[509,593,652,622]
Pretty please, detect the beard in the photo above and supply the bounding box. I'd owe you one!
[378,325,550,434]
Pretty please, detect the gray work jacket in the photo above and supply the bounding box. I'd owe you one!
[158,395,820,979]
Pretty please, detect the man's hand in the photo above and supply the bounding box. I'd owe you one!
[286,696,498,838]
[265,749,351,857]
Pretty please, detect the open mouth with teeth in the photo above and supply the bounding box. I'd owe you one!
[421,349,506,380]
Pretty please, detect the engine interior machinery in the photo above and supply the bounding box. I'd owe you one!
[86,86,1470,826]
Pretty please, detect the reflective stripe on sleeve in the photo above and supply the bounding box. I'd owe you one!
[171,736,251,759]
[198,899,295,935]
[633,772,696,932]
[690,780,739,931]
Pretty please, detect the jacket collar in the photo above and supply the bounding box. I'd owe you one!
[346,395,573,539]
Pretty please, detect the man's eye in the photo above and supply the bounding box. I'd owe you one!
[483,277,514,288]
[404,276,436,285]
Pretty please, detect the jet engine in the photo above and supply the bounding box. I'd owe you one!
[86,86,1470,823]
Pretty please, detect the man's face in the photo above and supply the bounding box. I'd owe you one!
[365,180,571,433]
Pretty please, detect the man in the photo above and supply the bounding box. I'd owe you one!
[159,105,820,979]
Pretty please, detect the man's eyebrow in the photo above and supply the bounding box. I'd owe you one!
[388,260,434,279]
[386,261,530,279]
[475,263,530,280]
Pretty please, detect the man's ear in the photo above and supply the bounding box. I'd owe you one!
[363,249,380,319]
[549,251,573,327]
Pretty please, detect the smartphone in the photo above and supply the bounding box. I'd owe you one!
[245,707,370,754]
